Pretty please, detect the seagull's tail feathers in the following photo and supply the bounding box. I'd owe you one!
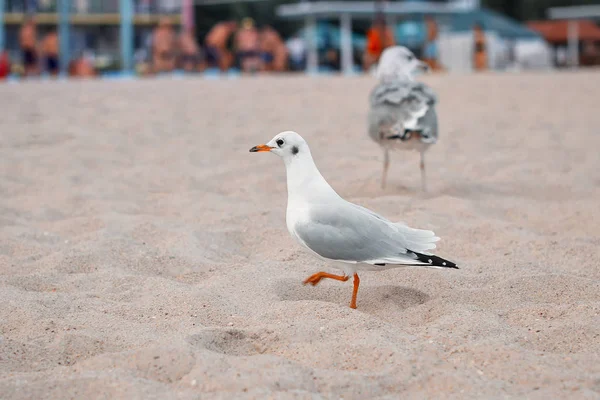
[382,223,458,269]
[392,223,439,253]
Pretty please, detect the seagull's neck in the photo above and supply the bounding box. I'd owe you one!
[284,151,338,205]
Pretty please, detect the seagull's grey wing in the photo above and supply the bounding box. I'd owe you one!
[293,201,439,266]
[368,80,411,142]
[417,106,438,143]
[368,80,438,143]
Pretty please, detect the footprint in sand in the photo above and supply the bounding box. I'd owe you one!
[187,328,278,357]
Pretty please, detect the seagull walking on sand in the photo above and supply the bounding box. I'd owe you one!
[368,46,439,191]
[250,131,457,309]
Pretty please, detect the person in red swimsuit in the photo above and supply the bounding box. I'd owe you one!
[363,16,395,71]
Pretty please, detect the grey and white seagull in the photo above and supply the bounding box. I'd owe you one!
[368,46,439,191]
[250,131,457,309]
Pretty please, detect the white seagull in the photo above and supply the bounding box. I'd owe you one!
[250,131,457,309]
[368,46,439,191]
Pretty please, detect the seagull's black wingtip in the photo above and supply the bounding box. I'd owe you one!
[407,250,458,269]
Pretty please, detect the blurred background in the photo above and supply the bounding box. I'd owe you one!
[0,0,599,80]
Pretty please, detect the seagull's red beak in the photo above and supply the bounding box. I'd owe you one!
[249,144,272,153]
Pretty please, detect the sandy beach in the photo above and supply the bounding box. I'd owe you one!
[0,72,599,399]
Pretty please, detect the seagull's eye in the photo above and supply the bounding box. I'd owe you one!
[276,139,284,147]
[407,55,414,61]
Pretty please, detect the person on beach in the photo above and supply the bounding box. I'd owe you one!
[259,25,287,72]
[152,17,176,73]
[69,54,96,78]
[235,17,261,73]
[179,28,204,72]
[287,33,306,71]
[322,33,340,71]
[363,16,395,71]
[422,18,444,72]
[204,21,237,71]
[473,22,488,71]
[42,30,59,77]
[20,17,39,77]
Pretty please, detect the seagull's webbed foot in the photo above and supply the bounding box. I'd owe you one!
[303,272,349,286]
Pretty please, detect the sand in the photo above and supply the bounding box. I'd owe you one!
[0,72,599,399]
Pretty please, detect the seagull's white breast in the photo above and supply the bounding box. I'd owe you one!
[285,201,309,240]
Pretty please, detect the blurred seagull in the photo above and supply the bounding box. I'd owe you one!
[250,131,457,309]
[368,46,439,191]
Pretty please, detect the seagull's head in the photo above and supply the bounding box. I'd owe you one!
[376,46,429,81]
[249,131,309,162]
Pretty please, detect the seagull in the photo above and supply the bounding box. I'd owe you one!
[368,46,439,191]
[250,131,457,309]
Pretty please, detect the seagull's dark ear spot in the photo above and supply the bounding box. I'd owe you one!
[291,146,299,155]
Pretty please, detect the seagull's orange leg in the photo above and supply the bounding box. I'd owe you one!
[350,273,360,309]
[303,272,349,286]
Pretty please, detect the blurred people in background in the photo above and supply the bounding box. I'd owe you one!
[581,40,600,66]
[152,17,176,73]
[321,32,340,71]
[324,48,340,71]
[0,51,10,80]
[20,16,39,77]
[555,47,567,67]
[473,22,488,71]
[422,18,444,72]
[42,29,59,77]
[69,55,96,78]
[287,33,306,72]
[363,16,395,71]
[204,21,236,71]
[235,18,261,73]
[506,39,517,69]
[259,25,287,72]
[320,30,336,71]
[179,28,204,72]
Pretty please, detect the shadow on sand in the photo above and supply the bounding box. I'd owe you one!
[273,279,430,313]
